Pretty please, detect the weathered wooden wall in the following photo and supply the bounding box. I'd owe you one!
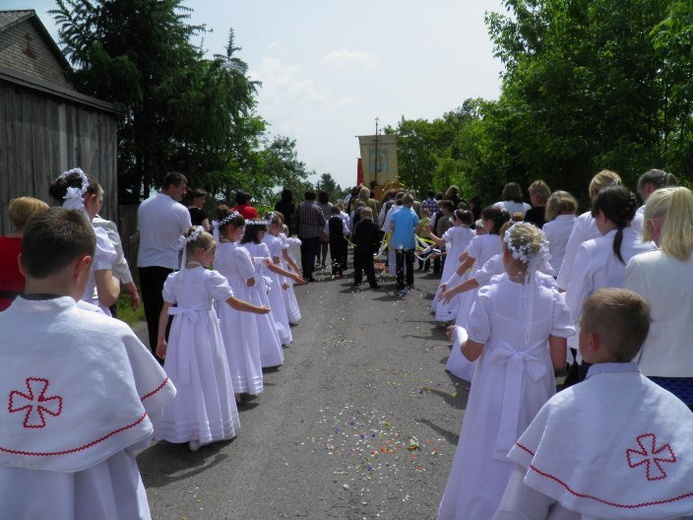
[117,204,139,273]
[0,81,118,235]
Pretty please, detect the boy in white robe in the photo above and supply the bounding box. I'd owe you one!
[0,208,176,519]
[494,288,693,520]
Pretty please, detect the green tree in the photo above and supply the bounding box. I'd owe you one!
[315,173,339,197]
[51,0,264,203]
[258,136,312,200]
[484,0,671,197]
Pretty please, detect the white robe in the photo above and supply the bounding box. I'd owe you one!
[215,241,264,395]
[495,363,693,520]
[262,234,293,344]
[439,275,574,520]
[240,242,285,368]
[0,296,175,519]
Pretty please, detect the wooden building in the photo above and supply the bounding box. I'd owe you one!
[0,9,120,235]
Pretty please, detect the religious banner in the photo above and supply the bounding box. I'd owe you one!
[357,134,398,187]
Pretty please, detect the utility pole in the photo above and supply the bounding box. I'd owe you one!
[374,117,379,186]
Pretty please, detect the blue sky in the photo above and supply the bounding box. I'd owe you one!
[6,0,506,190]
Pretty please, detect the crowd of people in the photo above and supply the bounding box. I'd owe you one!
[407,174,693,520]
[0,169,309,517]
[2,167,693,519]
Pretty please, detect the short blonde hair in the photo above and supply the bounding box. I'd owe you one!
[582,288,650,362]
[588,169,621,199]
[545,191,578,221]
[9,197,49,229]
[503,222,547,264]
[184,226,216,257]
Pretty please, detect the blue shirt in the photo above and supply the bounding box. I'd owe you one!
[390,207,419,249]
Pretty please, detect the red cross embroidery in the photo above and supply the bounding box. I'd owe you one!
[8,378,63,429]
[626,433,676,481]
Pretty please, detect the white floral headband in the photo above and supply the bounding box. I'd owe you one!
[211,211,242,230]
[178,226,205,251]
[59,167,89,210]
[503,223,550,265]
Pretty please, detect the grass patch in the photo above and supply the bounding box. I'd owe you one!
[114,287,145,326]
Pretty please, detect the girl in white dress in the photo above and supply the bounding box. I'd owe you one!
[213,209,265,402]
[438,223,573,520]
[49,168,119,315]
[155,226,269,451]
[443,206,510,381]
[426,209,475,322]
[565,185,656,381]
[269,212,303,324]
[244,221,304,346]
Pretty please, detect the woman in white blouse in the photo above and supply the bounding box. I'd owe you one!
[625,187,693,407]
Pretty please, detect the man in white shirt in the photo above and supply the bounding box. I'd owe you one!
[137,172,191,356]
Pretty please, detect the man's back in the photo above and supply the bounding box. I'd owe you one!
[296,200,325,239]
[137,193,191,269]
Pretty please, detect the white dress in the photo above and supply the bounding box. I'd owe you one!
[262,233,293,344]
[438,275,574,520]
[244,241,292,346]
[445,234,503,381]
[240,242,285,368]
[155,267,240,445]
[215,241,264,395]
[433,226,474,322]
[279,232,301,323]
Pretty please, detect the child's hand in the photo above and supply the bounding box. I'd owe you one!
[257,305,271,314]
[293,274,306,284]
[262,258,272,267]
[156,341,167,360]
[282,282,290,290]
[439,283,447,293]
[439,290,453,304]
[246,277,256,287]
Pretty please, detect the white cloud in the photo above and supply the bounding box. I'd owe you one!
[253,57,326,104]
[321,50,378,70]
[334,95,362,108]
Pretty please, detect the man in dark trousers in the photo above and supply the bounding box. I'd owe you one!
[293,190,326,282]
[351,207,381,289]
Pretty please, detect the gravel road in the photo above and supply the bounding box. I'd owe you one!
[137,261,469,520]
